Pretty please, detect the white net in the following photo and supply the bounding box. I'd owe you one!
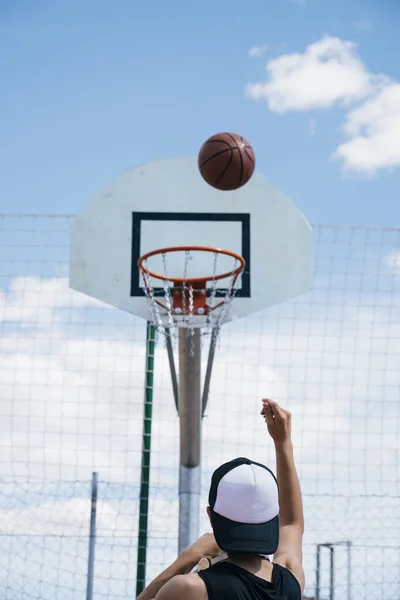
[139,247,244,332]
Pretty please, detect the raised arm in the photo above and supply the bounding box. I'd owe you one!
[136,533,220,600]
[261,399,305,592]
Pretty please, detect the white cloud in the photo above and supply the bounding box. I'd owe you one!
[0,276,107,326]
[246,35,377,113]
[245,35,400,174]
[386,251,400,275]
[334,83,400,172]
[248,45,267,58]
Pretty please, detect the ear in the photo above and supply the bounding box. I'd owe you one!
[206,506,212,524]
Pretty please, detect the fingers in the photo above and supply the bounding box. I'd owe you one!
[261,398,274,413]
[267,399,286,421]
[261,399,292,443]
[261,399,291,422]
[261,399,275,426]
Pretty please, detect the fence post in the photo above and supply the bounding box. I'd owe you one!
[136,323,156,595]
[86,472,98,600]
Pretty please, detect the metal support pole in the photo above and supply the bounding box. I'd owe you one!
[330,545,334,600]
[178,328,201,554]
[86,472,98,600]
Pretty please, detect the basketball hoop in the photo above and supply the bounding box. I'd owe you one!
[138,246,246,330]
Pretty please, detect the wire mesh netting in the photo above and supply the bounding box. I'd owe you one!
[0,215,399,599]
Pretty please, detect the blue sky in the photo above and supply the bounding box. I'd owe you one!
[1,0,400,226]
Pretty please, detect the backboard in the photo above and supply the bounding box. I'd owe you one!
[69,156,312,325]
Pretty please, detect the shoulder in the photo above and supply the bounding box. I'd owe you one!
[154,573,207,600]
[273,555,305,594]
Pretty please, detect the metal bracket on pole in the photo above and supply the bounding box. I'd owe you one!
[165,329,179,413]
[166,327,218,418]
[201,328,218,417]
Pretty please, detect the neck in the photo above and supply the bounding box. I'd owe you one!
[226,553,267,567]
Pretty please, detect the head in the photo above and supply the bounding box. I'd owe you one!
[206,457,280,556]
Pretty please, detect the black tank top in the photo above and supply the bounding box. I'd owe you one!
[197,560,301,600]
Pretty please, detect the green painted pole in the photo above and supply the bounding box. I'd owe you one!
[136,323,156,596]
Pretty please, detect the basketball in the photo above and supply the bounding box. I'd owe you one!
[198,132,256,191]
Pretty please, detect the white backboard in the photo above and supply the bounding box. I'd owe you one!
[70,156,312,324]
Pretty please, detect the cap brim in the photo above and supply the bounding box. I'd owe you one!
[210,509,279,555]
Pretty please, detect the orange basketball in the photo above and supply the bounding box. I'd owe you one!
[198,132,256,191]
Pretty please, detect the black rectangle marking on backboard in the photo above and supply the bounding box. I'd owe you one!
[131,212,250,298]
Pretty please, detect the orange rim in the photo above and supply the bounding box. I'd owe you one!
[137,245,246,285]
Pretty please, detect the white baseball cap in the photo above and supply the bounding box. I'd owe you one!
[208,457,280,554]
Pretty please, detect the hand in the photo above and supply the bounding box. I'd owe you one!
[186,533,221,560]
[261,399,292,444]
